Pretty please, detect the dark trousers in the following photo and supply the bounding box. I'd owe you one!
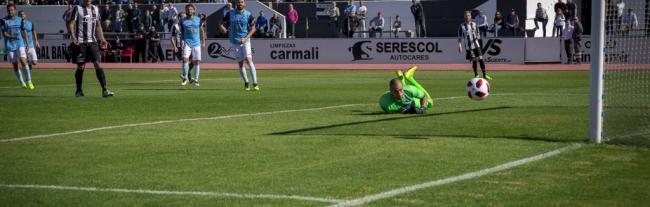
[414,18,426,37]
[564,39,574,63]
[534,18,548,37]
[329,17,338,37]
[479,25,488,37]
[135,43,146,63]
[148,44,164,62]
[288,23,296,37]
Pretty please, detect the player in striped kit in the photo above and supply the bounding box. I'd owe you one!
[2,4,34,90]
[67,0,114,97]
[458,11,492,80]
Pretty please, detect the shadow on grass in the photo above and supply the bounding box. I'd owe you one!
[269,106,511,136]
[0,95,42,98]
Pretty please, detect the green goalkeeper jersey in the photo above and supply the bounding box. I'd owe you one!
[379,85,426,113]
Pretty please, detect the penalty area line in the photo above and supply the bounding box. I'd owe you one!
[0,184,345,204]
[0,104,364,143]
[328,143,584,207]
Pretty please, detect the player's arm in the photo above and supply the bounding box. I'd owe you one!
[95,18,107,49]
[21,20,29,48]
[32,26,39,48]
[241,15,256,44]
[200,24,206,48]
[219,12,230,33]
[67,6,78,44]
[457,25,463,53]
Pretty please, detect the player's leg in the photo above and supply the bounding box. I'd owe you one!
[9,50,26,88]
[28,47,38,68]
[74,44,87,97]
[191,46,201,86]
[235,43,250,90]
[474,48,491,80]
[243,42,258,91]
[403,66,433,109]
[89,43,113,97]
[181,45,191,85]
[19,47,33,90]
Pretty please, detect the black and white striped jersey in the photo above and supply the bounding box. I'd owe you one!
[70,4,100,43]
[458,22,481,50]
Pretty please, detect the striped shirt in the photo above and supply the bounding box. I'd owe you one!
[458,22,480,50]
[171,23,181,47]
[70,4,100,43]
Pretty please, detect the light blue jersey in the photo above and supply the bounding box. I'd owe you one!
[21,20,34,49]
[2,16,25,51]
[224,9,255,45]
[181,15,202,48]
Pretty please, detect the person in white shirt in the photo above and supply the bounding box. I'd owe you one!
[553,9,565,37]
[165,3,178,33]
[562,20,575,64]
[357,0,367,38]
[534,2,549,37]
[474,11,488,37]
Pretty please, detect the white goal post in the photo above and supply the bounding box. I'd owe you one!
[589,0,605,143]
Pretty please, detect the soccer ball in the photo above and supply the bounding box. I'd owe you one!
[466,78,490,100]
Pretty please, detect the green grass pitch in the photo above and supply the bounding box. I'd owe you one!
[0,69,648,206]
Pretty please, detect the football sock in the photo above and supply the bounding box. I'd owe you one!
[193,64,200,81]
[95,69,107,91]
[239,65,249,83]
[472,61,478,76]
[75,66,84,92]
[248,62,257,84]
[479,59,487,75]
[14,68,25,85]
[22,64,31,82]
[182,63,189,79]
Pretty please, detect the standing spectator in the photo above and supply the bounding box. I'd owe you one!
[165,2,178,32]
[474,11,488,38]
[616,0,626,32]
[492,11,504,37]
[343,0,357,38]
[565,0,577,21]
[553,0,567,35]
[357,0,367,38]
[562,19,575,64]
[622,8,638,35]
[101,4,112,32]
[126,3,134,32]
[144,10,152,32]
[369,12,384,38]
[410,0,426,37]
[505,9,520,36]
[553,9,565,37]
[269,13,282,38]
[134,26,146,63]
[393,15,402,38]
[287,4,298,38]
[147,26,163,62]
[255,11,268,38]
[572,17,583,59]
[534,2,549,37]
[114,5,124,33]
[131,2,142,33]
[161,3,169,32]
[328,1,340,37]
[152,5,162,33]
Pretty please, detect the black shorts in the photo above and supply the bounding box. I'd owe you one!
[466,48,483,60]
[75,43,101,64]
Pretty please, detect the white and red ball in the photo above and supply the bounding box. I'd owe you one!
[466,78,490,100]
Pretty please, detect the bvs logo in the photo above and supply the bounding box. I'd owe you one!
[480,39,502,56]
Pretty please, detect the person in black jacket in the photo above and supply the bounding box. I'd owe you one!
[411,0,426,37]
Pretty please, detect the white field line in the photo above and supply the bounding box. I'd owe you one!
[0,184,344,204]
[328,143,584,207]
[0,104,362,143]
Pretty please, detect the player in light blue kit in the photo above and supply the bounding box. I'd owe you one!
[2,4,33,90]
[19,11,40,71]
[220,0,259,91]
[179,4,205,86]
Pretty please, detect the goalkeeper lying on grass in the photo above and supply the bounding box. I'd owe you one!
[379,66,433,114]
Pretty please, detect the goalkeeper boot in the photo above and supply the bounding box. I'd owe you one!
[405,66,417,79]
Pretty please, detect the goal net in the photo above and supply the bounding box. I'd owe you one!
[600,0,650,146]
